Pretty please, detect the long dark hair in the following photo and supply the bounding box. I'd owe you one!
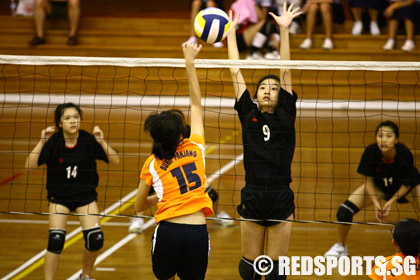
[144,109,190,160]
[376,120,399,139]
[392,218,420,256]
[54,103,83,129]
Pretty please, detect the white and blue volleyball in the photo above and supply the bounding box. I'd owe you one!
[194,8,230,44]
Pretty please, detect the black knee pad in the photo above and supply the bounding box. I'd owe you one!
[266,261,286,280]
[47,228,66,254]
[83,227,104,251]
[239,257,261,280]
[337,200,360,223]
[206,185,219,203]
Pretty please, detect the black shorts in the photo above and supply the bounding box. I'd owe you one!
[196,0,224,10]
[47,1,67,19]
[348,0,383,10]
[383,186,416,204]
[48,190,97,212]
[237,186,295,227]
[391,4,420,29]
[151,221,210,280]
[236,32,248,52]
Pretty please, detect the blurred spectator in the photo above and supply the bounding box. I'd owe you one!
[29,0,80,46]
[231,0,282,60]
[300,0,334,50]
[183,0,225,48]
[246,0,282,60]
[349,0,383,35]
[382,0,420,51]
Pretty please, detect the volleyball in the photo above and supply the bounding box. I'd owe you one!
[194,7,230,44]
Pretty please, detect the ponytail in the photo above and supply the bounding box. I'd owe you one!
[144,110,186,160]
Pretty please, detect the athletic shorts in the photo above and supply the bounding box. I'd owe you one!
[349,0,383,10]
[151,221,210,280]
[391,4,420,29]
[196,0,224,10]
[383,186,416,204]
[237,186,295,227]
[47,1,68,19]
[236,33,248,52]
[48,190,98,212]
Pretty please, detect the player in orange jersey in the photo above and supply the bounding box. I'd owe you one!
[134,43,213,280]
[370,218,420,280]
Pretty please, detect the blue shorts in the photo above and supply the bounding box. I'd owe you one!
[151,221,210,280]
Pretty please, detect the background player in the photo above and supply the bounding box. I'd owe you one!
[325,120,420,258]
[370,218,420,279]
[227,3,302,279]
[25,103,119,280]
[134,43,213,280]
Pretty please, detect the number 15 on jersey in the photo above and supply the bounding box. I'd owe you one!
[171,162,202,194]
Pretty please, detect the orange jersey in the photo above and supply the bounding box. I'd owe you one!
[140,134,213,223]
[370,253,420,280]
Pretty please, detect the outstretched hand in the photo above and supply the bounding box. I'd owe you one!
[182,42,202,62]
[228,10,240,36]
[269,3,303,29]
[41,126,55,143]
[93,126,104,143]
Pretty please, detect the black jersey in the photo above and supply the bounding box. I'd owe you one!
[357,143,420,196]
[234,88,297,189]
[38,129,108,199]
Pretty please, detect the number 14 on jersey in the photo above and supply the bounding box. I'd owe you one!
[66,165,78,179]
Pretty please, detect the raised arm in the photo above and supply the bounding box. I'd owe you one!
[269,3,302,95]
[93,126,120,165]
[227,11,247,101]
[25,126,55,169]
[183,42,204,138]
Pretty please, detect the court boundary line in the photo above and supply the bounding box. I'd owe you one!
[0,173,22,187]
[1,189,137,280]
[66,219,156,280]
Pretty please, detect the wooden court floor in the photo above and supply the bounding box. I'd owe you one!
[1,105,419,280]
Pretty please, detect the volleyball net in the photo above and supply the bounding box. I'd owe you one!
[1,54,419,226]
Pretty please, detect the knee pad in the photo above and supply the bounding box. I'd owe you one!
[206,185,219,203]
[337,200,360,223]
[266,261,286,280]
[239,257,261,280]
[83,227,104,251]
[47,229,66,254]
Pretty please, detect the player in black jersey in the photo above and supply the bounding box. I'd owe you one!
[227,3,302,280]
[325,120,420,258]
[25,103,119,280]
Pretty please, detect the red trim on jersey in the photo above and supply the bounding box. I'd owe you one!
[382,157,394,164]
[65,143,78,149]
